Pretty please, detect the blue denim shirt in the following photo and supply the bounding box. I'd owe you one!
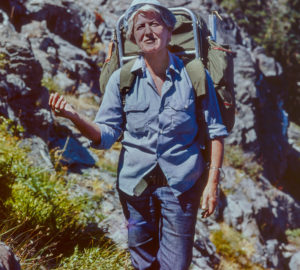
[93,52,228,196]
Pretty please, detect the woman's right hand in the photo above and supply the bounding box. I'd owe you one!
[49,93,75,119]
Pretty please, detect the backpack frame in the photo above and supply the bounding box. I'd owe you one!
[99,7,235,134]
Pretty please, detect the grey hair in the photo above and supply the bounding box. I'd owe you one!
[125,4,176,43]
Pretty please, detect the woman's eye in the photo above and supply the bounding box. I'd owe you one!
[136,25,144,30]
[151,22,159,27]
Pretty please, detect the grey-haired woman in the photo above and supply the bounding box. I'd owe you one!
[49,0,227,269]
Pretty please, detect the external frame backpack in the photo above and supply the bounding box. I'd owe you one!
[99,7,235,133]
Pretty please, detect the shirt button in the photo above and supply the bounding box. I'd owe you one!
[184,105,188,109]
[160,129,163,134]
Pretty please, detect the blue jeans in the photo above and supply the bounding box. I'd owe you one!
[118,179,202,270]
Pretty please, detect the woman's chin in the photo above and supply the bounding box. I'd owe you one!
[141,47,166,56]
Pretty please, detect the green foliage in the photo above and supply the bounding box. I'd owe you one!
[210,223,264,269]
[0,117,91,232]
[0,116,129,269]
[0,53,9,69]
[286,228,300,246]
[82,31,104,56]
[224,145,263,179]
[56,244,132,270]
[219,0,300,124]
[41,76,63,94]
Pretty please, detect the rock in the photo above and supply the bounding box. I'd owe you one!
[21,20,100,95]
[0,242,21,270]
[49,136,98,168]
[253,46,283,77]
[193,221,220,269]
[264,239,283,269]
[19,136,54,171]
[289,251,300,270]
[0,20,52,140]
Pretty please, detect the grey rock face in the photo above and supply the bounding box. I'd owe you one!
[21,20,101,95]
[0,242,21,270]
[289,251,300,270]
[253,46,283,78]
[19,135,54,171]
[220,167,300,268]
[0,18,51,140]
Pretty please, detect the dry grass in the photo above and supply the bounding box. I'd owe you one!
[210,223,265,270]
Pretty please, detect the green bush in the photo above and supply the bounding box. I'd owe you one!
[210,223,264,269]
[286,228,300,246]
[0,53,9,69]
[224,145,263,179]
[41,76,63,94]
[57,244,132,270]
[0,116,131,269]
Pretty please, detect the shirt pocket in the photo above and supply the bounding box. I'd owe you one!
[165,98,196,133]
[124,103,150,136]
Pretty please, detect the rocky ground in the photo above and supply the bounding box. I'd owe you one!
[0,0,300,269]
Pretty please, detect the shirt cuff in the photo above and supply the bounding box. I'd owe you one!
[207,123,229,139]
[90,123,118,150]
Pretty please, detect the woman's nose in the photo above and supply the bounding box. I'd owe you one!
[145,24,152,34]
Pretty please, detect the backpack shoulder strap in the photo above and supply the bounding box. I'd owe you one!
[120,59,137,106]
[184,58,207,97]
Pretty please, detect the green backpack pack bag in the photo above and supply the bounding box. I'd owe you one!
[99,8,235,133]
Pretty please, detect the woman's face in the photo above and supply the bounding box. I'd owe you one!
[133,11,171,55]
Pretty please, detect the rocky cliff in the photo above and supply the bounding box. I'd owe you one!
[0,0,299,269]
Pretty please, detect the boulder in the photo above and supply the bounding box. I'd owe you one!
[289,251,300,270]
[0,242,21,270]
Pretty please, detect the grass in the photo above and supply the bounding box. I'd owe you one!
[41,76,63,94]
[210,223,264,270]
[82,31,105,56]
[56,244,132,270]
[0,116,131,269]
[286,228,300,246]
[223,145,263,180]
[289,122,300,147]
[0,53,9,69]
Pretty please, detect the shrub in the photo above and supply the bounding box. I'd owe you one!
[286,228,300,246]
[57,244,132,270]
[210,223,264,269]
[0,53,9,69]
[224,145,263,179]
[41,76,63,94]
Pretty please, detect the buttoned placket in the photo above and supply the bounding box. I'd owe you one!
[145,66,173,136]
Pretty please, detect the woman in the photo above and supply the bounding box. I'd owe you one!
[49,0,228,269]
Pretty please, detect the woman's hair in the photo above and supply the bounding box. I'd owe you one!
[126,4,176,43]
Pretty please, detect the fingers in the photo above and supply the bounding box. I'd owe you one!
[48,93,67,116]
[56,95,65,111]
[201,190,217,218]
[49,93,59,111]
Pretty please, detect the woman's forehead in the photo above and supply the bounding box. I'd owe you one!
[134,11,162,24]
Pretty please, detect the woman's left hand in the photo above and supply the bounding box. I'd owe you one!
[200,173,219,218]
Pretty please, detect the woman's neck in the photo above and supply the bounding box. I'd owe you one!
[143,49,169,78]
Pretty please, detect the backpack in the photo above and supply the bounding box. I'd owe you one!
[99,8,235,133]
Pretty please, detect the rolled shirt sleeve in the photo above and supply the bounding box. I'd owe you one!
[92,69,124,149]
[201,70,229,139]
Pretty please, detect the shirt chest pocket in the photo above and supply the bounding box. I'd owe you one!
[165,98,197,133]
[124,103,150,136]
